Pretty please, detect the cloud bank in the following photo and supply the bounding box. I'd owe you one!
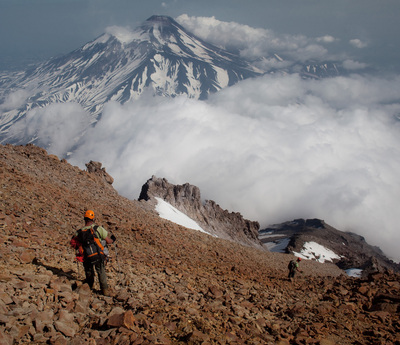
[175,15,372,73]
[33,73,398,262]
[8,102,91,157]
[176,14,335,64]
[350,39,368,49]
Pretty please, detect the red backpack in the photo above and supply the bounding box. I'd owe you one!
[72,226,105,264]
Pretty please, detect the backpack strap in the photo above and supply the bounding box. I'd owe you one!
[93,225,99,237]
[90,225,105,252]
[93,225,102,239]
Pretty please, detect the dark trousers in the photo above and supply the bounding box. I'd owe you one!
[83,260,108,291]
[288,269,296,279]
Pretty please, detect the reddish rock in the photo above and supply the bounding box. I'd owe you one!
[208,285,224,299]
[107,310,136,330]
[19,250,36,263]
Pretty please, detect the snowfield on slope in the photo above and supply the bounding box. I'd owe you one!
[294,241,363,277]
[155,197,209,234]
[294,241,342,263]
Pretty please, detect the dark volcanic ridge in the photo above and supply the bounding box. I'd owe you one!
[260,219,400,277]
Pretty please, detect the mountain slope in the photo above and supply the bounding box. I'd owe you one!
[1,143,399,344]
[0,15,261,143]
[0,15,344,146]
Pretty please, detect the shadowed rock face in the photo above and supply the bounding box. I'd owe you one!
[139,175,262,248]
[1,143,399,345]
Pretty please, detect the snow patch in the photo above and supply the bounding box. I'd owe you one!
[214,67,229,88]
[294,241,341,263]
[259,234,286,239]
[155,197,208,234]
[83,34,111,50]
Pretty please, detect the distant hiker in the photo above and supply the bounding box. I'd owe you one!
[70,210,116,296]
[288,257,303,280]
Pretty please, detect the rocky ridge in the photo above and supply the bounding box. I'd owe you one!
[139,176,262,248]
[261,219,400,277]
[1,144,400,345]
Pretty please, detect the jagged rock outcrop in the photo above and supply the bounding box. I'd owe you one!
[1,144,400,345]
[85,160,114,185]
[139,176,262,248]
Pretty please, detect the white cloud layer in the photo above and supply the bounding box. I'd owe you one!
[0,89,30,111]
[9,102,91,157]
[316,35,339,44]
[342,59,368,70]
[176,14,333,63]
[43,73,400,262]
[105,26,137,45]
[350,38,368,49]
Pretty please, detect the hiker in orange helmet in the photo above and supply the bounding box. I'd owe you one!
[70,210,116,296]
[288,257,303,281]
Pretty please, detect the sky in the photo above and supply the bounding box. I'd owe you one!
[1,0,400,262]
[1,0,400,73]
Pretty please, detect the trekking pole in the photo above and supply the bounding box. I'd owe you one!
[76,259,80,279]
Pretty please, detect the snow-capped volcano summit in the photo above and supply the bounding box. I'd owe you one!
[0,15,262,143]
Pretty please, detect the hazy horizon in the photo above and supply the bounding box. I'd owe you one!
[1,0,400,73]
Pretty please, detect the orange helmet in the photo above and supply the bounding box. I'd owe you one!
[84,210,95,220]
[297,257,302,261]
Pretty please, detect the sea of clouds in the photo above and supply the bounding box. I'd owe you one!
[5,16,400,261]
